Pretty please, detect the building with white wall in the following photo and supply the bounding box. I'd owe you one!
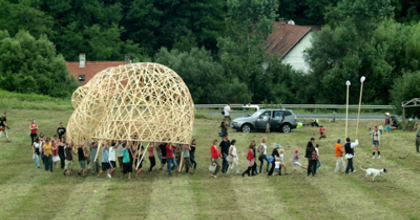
[264,20,317,73]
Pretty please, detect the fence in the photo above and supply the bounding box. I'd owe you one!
[194,104,393,110]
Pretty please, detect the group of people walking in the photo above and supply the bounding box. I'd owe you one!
[29,120,199,179]
[209,135,307,178]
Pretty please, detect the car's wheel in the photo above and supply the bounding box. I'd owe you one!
[242,124,251,133]
[281,124,291,133]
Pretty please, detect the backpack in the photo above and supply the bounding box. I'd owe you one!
[311,151,319,161]
[390,115,399,127]
[221,111,225,115]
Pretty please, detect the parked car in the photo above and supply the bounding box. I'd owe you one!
[231,108,297,133]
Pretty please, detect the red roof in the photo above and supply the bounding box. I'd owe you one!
[67,61,126,85]
[264,22,313,59]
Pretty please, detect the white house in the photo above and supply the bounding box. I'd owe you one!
[264,20,318,73]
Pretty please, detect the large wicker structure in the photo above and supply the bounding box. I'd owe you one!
[66,62,194,147]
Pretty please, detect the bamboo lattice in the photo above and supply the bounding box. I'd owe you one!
[66,62,195,147]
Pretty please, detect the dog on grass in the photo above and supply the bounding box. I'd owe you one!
[360,166,387,181]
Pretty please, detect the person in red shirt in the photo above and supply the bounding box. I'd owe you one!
[241,143,255,177]
[29,120,38,146]
[318,125,326,139]
[166,141,177,177]
[210,139,222,178]
[52,139,60,168]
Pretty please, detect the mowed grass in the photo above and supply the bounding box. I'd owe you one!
[0,108,420,220]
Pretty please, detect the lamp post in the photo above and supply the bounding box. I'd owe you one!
[355,76,366,137]
[345,80,351,138]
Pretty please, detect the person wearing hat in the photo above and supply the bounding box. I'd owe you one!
[318,125,326,139]
[292,149,307,174]
[268,143,281,176]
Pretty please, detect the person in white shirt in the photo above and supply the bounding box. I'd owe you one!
[279,149,287,175]
[345,136,358,174]
[108,140,119,178]
[258,137,269,173]
[227,140,239,174]
[273,158,281,176]
[224,103,232,125]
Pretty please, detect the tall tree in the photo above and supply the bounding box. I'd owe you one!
[123,0,226,56]
[218,0,280,103]
[154,47,251,104]
[0,30,79,97]
[304,0,395,104]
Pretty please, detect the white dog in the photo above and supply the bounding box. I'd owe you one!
[360,166,387,181]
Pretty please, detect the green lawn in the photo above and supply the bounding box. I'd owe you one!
[0,108,419,220]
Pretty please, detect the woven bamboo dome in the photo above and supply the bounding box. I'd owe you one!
[66,62,194,146]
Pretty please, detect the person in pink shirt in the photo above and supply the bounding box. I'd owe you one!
[148,142,156,171]
[210,139,222,178]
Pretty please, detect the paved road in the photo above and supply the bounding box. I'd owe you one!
[207,112,403,120]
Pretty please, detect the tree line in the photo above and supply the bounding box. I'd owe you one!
[0,0,419,118]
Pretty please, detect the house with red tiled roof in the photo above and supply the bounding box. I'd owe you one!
[67,54,127,85]
[264,20,319,73]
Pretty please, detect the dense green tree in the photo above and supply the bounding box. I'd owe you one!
[0,30,79,97]
[154,47,251,103]
[123,0,225,56]
[391,71,420,118]
[305,0,395,104]
[218,0,282,103]
[0,0,54,38]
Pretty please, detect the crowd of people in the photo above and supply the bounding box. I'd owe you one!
[2,109,420,180]
[26,118,199,179]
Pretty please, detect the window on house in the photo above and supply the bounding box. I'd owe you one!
[78,74,85,82]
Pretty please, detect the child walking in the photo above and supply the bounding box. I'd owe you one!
[279,149,287,175]
[292,149,307,174]
[273,158,281,176]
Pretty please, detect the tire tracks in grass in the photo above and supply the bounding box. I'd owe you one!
[0,168,51,219]
[269,169,345,220]
[50,180,112,220]
[100,177,152,220]
[145,173,196,220]
[308,165,405,220]
[229,174,296,220]
[191,174,245,220]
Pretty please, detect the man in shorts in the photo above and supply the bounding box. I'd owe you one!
[97,142,110,178]
[77,143,87,178]
[108,140,119,178]
[63,142,74,176]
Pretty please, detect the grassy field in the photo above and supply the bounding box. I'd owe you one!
[1,107,420,220]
